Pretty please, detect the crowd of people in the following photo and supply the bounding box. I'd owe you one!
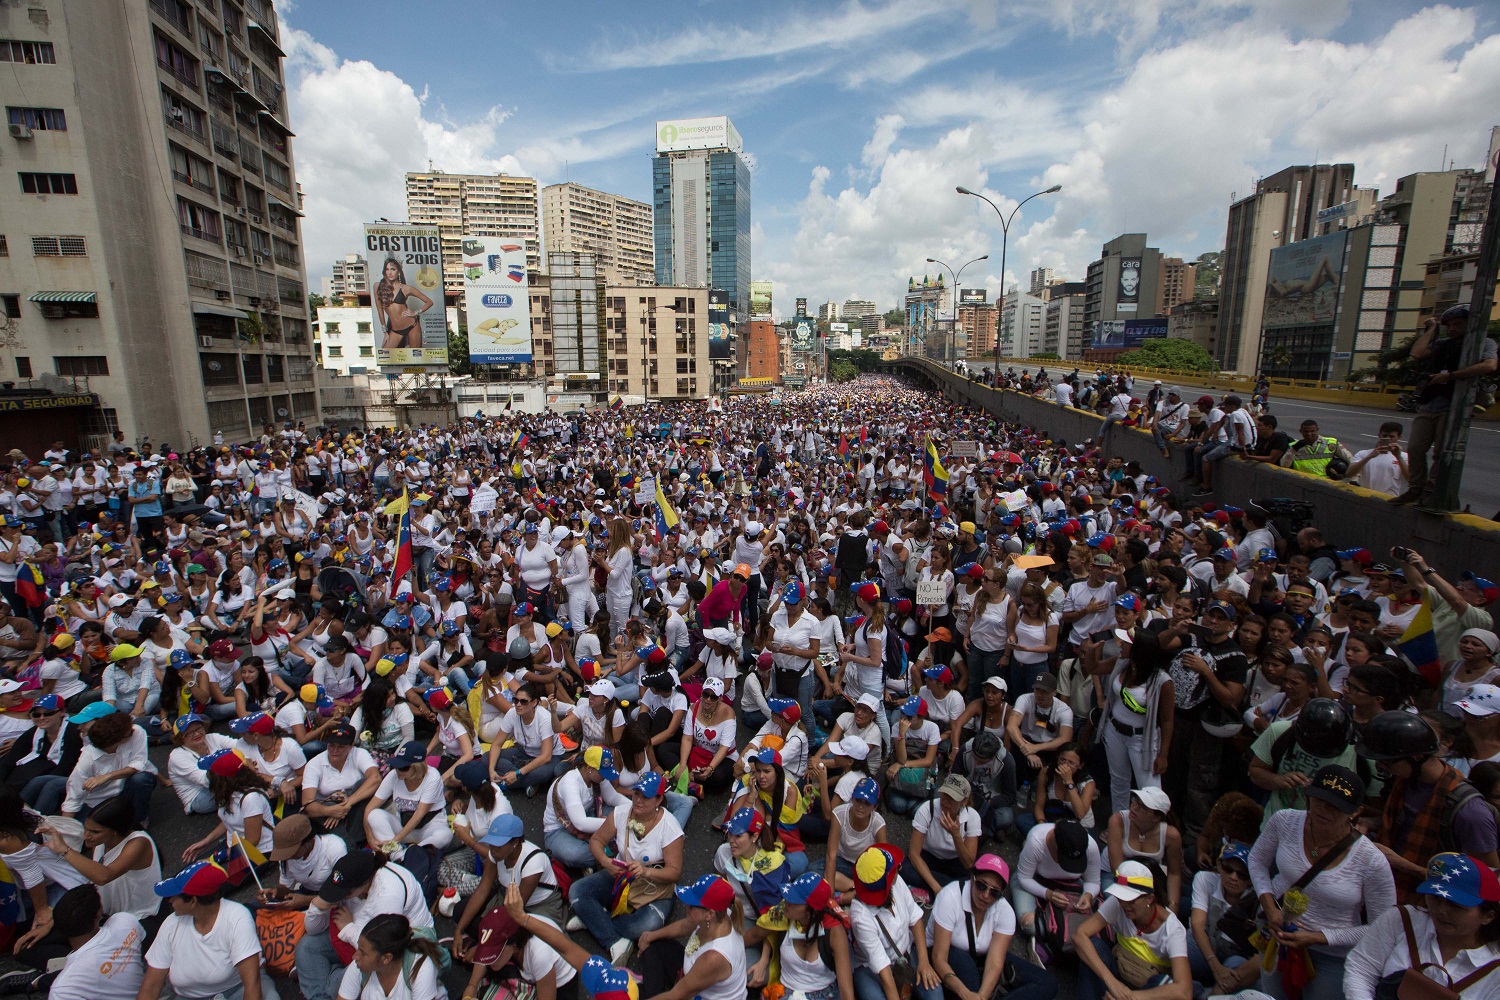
[0,372,1497,1000]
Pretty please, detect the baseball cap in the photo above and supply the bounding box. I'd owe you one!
[924,630,953,646]
[424,688,453,711]
[983,676,1008,693]
[975,853,1011,886]
[854,844,905,905]
[631,771,666,797]
[1033,672,1060,692]
[472,906,521,967]
[479,814,525,848]
[724,807,766,837]
[583,745,619,780]
[68,701,117,724]
[750,746,782,766]
[1456,684,1500,717]
[228,712,275,736]
[1462,571,1500,607]
[1092,553,1113,566]
[1054,820,1089,874]
[31,693,63,712]
[268,814,313,861]
[938,774,971,801]
[197,747,247,777]
[855,582,881,603]
[587,679,615,698]
[1416,853,1500,907]
[1105,860,1157,902]
[781,872,834,907]
[851,777,880,804]
[1337,548,1373,567]
[702,677,727,699]
[900,695,927,717]
[319,850,378,902]
[855,692,881,712]
[386,740,428,770]
[829,736,871,761]
[172,713,207,737]
[676,874,735,911]
[1305,764,1364,815]
[325,722,356,745]
[580,956,638,1000]
[154,861,229,898]
[1131,787,1171,814]
[1205,600,1238,621]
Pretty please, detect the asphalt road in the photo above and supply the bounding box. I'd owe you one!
[0,740,1062,1000]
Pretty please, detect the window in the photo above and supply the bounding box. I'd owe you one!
[327,346,342,358]
[323,322,340,335]
[1,295,18,318]
[19,173,77,195]
[0,41,55,64]
[358,346,373,357]
[168,144,215,192]
[160,87,205,138]
[356,322,371,334]
[14,357,31,377]
[6,107,65,131]
[0,236,6,256]
[54,355,110,377]
[30,236,87,257]
[154,32,199,86]
[177,197,222,241]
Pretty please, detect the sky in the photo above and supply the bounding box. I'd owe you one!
[279,0,1500,318]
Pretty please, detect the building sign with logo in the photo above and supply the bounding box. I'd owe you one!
[1263,230,1347,330]
[708,289,730,360]
[462,236,532,365]
[365,223,449,370]
[655,116,742,153]
[0,393,97,412]
[959,288,988,305]
[1090,318,1167,350]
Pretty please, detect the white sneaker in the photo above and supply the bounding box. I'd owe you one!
[610,938,634,966]
[566,914,585,932]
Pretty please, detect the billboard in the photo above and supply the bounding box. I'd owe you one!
[365,223,448,370]
[1090,318,1167,350]
[462,237,532,365]
[750,280,773,317]
[794,297,807,317]
[708,289,731,360]
[959,288,988,305]
[1117,257,1141,313]
[829,322,849,334]
[791,318,814,353]
[656,116,742,153]
[852,330,863,348]
[1264,230,1347,330]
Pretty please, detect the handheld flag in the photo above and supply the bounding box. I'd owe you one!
[385,488,413,597]
[1397,594,1442,687]
[610,395,624,411]
[654,481,680,542]
[510,430,529,450]
[838,432,851,464]
[923,437,949,505]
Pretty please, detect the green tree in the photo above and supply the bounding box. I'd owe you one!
[307,292,326,315]
[883,308,904,327]
[448,324,472,376]
[1030,352,1061,360]
[826,348,884,372]
[1194,252,1222,293]
[829,360,860,382]
[1118,338,1217,373]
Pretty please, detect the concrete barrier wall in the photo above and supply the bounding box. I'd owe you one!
[894,358,1500,575]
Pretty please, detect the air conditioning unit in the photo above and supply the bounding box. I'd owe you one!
[8,124,32,140]
[214,290,230,300]
[233,246,247,258]
[250,213,264,224]
[247,296,260,306]
[199,335,214,348]
[252,255,265,265]
[234,206,247,217]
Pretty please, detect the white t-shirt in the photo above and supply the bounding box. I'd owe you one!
[609,802,684,864]
[376,766,446,819]
[500,707,557,757]
[336,951,444,1000]
[237,737,307,788]
[926,880,1016,952]
[1097,895,1189,961]
[169,734,236,810]
[49,913,146,1000]
[913,799,982,860]
[220,790,276,855]
[515,916,578,989]
[280,833,348,894]
[1352,448,1408,496]
[851,879,924,974]
[40,657,88,699]
[302,746,379,799]
[144,899,263,999]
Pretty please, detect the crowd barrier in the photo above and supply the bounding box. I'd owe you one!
[892,358,1500,574]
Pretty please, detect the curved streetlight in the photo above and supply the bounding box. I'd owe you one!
[957,183,1061,374]
[925,255,987,364]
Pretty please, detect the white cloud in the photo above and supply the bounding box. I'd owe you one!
[771,4,1500,308]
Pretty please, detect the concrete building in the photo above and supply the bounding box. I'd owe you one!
[327,253,366,303]
[1215,164,1358,373]
[314,304,458,376]
[1156,257,1196,316]
[1001,290,1047,357]
[1044,282,1088,359]
[1422,251,1500,324]
[1082,234,1166,344]
[1028,268,1054,295]
[0,0,321,452]
[539,182,653,286]
[906,275,946,359]
[956,301,998,358]
[651,117,751,318]
[603,286,711,400]
[405,170,541,301]
[843,298,877,320]
[1168,298,1220,357]
[744,320,780,381]
[817,301,840,321]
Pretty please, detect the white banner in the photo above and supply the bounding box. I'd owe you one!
[285,488,321,527]
[463,237,532,365]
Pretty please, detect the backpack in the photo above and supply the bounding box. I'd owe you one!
[883,628,910,682]
[1440,782,1499,854]
[903,540,933,591]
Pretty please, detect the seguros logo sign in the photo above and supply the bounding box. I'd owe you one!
[658,123,679,146]
[481,294,514,308]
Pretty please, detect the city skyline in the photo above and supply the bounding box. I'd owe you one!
[284,0,1499,315]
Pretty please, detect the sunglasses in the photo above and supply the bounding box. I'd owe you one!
[513,697,535,707]
[30,708,61,719]
[973,880,1005,897]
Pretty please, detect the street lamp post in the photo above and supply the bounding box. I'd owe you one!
[925,254,987,365]
[956,184,1061,379]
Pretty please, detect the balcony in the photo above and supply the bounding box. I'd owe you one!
[164,112,207,144]
[210,118,238,157]
[172,170,216,196]
[180,225,222,246]
[149,0,192,36]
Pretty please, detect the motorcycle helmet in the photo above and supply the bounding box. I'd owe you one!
[1291,698,1354,759]
[1354,710,1440,761]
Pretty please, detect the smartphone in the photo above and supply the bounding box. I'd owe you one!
[1088,630,1112,644]
[1187,623,1214,643]
[1391,546,1411,562]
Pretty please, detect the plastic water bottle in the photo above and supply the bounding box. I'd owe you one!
[1020,780,1032,809]
[437,887,459,917]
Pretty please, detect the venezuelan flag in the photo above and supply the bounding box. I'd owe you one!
[383,488,413,597]
[655,481,680,541]
[511,431,529,450]
[610,395,624,411]
[1397,595,1442,687]
[0,858,22,925]
[924,436,949,504]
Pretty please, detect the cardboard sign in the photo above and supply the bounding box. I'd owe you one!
[949,440,979,457]
[916,577,948,606]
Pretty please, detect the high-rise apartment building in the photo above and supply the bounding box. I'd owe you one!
[1082,234,1166,339]
[957,301,998,357]
[651,117,751,317]
[817,301,840,321]
[843,299,878,320]
[1044,282,1088,359]
[328,253,367,302]
[540,182,653,286]
[1156,257,1196,315]
[1001,290,1047,357]
[745,320,780,381]
[0,0,320,451]
[1216,164,1357,372]
[405,170,540,300]
[1029,268,1054,295]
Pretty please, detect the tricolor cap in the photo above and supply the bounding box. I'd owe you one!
[1416,852,1500,907]
[583,745,619,780]
[1114,593,1142,612]
[1256,547,1278,562]
[169,649,198,669]
[750,746,782,767]
[724,807,765,837]
[855,582,881,603]
[900,695,927,717]
[854,844,905,905]
[781,872,834,908]
[154,860,229,898]
[631,770,666,798]
[1213,547,1238,562]
[197,747,247,776]
[1455,683,1500,717]
[767,697,799,720]
[580,956,638,1000]
[1337,547,1373,567]
[781,580,804,605]
[1219,841,1252,867]
[424,688,453,710]
[230,711,275,736]
[173,713,207,736]
[675,873,736,911]
[300,683,324,703]
[31,693,63,712]
[922,665,954,683]
[1462,571,1500,607]
[1105,860,1157,902]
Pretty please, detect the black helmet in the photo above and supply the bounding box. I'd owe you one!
[1292,698,1353,759]
[1355,710,1440,761]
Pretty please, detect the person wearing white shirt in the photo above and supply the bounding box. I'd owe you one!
[334,913,446,1000]
[1348,421,1411,497]
[44,885,146,1000]
[299,851,434,1000]
[1013,820,1100,940]
[364,741,452,851]
[541,746,627,869]
[1072,859,1191,1000]
[139,860,276,1000]
[849,844,936,1000]
[927,857,1058,1000]
[61,711,157,822]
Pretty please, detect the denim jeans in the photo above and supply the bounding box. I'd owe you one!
[568,868,673,949]
[495,747,558,792]
[853,947,943,1000]
[967,644,1006,702]
[295,923,347,1000]
[545,828,597,870]
[21,774,67,814]
[946,947,1058,1000]
[1187,936,1250,990]
[1079,934,1173,1000]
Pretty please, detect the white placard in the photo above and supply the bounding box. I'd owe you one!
[285,488,321,526]
[949,440,979,457]
[916,577,948,606]
[469,483,498,516]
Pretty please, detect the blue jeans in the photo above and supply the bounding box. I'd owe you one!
[967,644,1005,702]
[945,947,1057,1000]
[295,922,347,1000]
[204,700,238,721]
[1079,934,1173,1000]
[545,828,596,870]
[186,786,216,814]
[853,946,943,1000]
[495,747,558,793]
[568,868,673,949]
[981,801,1016,838]
[665,791,695,830]
[1260,950,1345,1000]
[1187,937,1250,991]
[21,774,67,815]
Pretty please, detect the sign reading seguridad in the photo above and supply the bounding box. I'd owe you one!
[462,237,532,365]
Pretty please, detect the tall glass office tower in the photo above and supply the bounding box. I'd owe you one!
[651,117,751,319]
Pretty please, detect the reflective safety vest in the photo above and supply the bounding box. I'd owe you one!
[1289,436,1339,476]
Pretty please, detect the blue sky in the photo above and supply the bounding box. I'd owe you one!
[281,0,1500,316]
